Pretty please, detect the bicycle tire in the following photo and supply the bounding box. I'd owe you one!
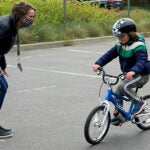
[135,95,150,130]
[84,105,110,145]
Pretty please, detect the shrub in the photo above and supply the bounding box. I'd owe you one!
[0,0,150,44]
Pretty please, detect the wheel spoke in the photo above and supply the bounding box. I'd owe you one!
[89,109,109,141]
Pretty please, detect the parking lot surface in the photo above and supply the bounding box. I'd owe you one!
[0,38,150,150]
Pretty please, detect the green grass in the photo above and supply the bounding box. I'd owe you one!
[0,0,150,44]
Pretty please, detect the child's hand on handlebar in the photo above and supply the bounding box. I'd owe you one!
[92,64,101,72]
[126,71,136,80]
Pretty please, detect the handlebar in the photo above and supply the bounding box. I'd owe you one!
[96,68,124,85]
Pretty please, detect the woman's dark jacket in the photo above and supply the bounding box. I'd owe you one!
[95,35,150,75]
[0,14,17,70]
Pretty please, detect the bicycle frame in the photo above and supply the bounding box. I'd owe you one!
[97,68,147,122]
[103,87,134,121]
[84,69,150,145]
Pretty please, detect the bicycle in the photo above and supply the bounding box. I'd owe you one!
[84,68,150,145]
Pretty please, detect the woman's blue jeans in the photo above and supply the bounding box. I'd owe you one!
[0,75,8,109]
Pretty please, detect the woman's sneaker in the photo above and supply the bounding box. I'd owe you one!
[132,101,147,115]
[0,126,13,139]
[0,126,13,133]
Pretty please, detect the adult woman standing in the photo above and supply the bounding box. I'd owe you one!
[0,1,35,138]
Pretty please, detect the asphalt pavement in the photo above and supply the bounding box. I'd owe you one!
[0,37,150,150]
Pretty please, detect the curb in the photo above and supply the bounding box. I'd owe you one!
[12,36,116,51]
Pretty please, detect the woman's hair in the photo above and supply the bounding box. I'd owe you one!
[11,2,35,22]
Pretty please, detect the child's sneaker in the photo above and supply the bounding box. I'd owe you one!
[110,110,120,126]
[111,116,120,126]
[132,101,147,115]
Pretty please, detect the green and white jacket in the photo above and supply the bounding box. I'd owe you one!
[95,35,150,75]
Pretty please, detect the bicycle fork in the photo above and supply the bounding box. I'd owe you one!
[100,101,110,126]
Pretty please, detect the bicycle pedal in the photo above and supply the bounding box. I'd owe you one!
[111,122,122,126]
[131,114,138,124]
[111,120,122,126]
[131,119,136,124]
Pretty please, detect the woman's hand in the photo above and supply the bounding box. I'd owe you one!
[2,70,9,77]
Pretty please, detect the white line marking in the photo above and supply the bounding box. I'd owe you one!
[38,54,53,57]
[8,65,97,78]
[21,54,53,59]
[47,65,68,69]
[17,85,56,93]
[65,49,104,54]
[22,56,32,59]
[0,139,5,142]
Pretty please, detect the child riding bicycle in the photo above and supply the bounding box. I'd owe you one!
[93,18,150,125]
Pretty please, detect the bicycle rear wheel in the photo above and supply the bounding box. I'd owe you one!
[136,95,150,130]
[84,105,110,145]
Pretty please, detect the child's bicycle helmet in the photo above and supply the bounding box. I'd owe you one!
[112,18,136,36]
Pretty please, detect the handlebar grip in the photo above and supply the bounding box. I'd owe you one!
[96,70,101,75]
[96,68,120,85]
[96,68,104,75]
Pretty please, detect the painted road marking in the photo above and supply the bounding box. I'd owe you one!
[0,139,5,142]
[64,49,104,54]
[17,85,56,93]
[8,65,98,78]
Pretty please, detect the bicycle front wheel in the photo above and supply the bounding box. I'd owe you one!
[136,95,150,130]
[84,105,110,145]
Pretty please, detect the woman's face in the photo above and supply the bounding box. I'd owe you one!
[117,33,129,44]
[21,9,35,27]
